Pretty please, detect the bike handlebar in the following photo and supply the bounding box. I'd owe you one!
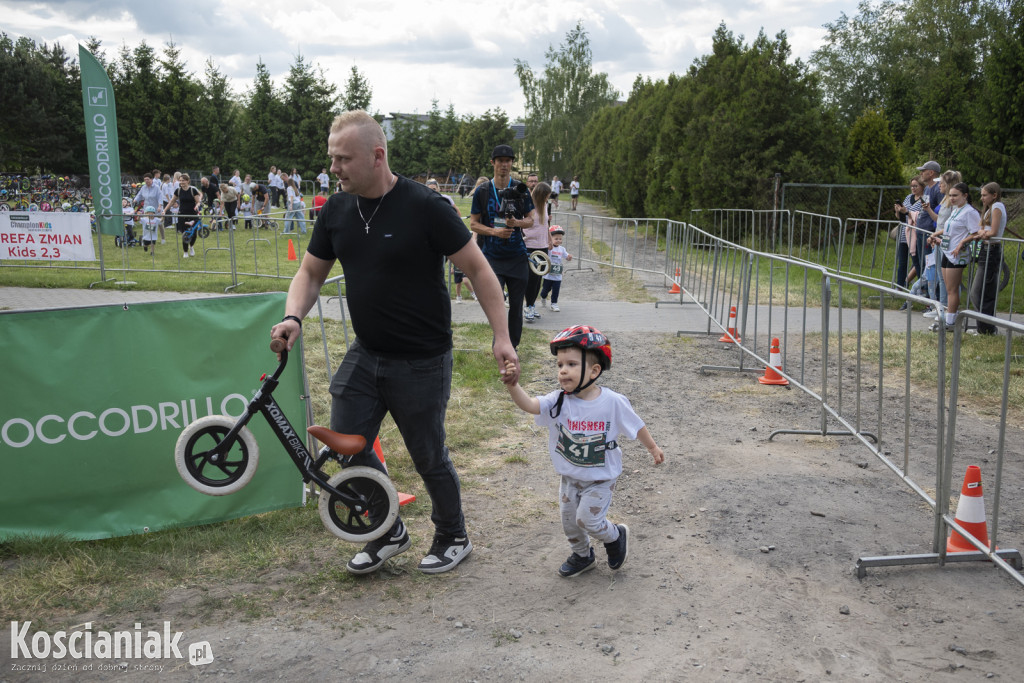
[270,337,287,354]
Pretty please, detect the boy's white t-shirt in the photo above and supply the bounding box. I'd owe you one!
[545,245,569,281]
[140,216,159,241]
[535,386,645,481]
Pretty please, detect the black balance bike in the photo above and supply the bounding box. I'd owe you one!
[174,339,399,542]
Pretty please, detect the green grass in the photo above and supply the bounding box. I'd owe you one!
[0,320,549,629]
[839,329,1024,422]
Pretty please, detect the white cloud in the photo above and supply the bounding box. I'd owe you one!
[4,0,855,117]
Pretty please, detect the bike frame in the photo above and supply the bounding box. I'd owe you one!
[213,351,370,511]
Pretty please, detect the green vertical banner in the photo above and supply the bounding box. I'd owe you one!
[0,294,305,540]
[79,45,122,237]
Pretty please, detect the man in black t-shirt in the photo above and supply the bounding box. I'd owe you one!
[200,176,219,212]
[271,111,518,577]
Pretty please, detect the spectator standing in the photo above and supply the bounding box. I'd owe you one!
[317,167,331,194]
[269,110,518,575]
[970,183,1008,334]
[159,173,174,243]
[912,161,942,300]
[921,169,962,321]
[470,145,536,349]
[230,169,244,198]
[268,165,282,208]
[927,182,981,331]
[282,173,304,234]
[524,177,552,322]
[291,168,303,194]
[892,177,923,293]
[569,176,580,211]
[133,173,164,214]
[209,165,221,188]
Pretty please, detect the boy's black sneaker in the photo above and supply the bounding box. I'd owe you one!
[346,523,411,575]
[417,535,472,574]
[558,547,596,578]
[604,523,629,570]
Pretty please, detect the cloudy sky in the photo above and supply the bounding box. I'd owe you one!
[4,0,854,119]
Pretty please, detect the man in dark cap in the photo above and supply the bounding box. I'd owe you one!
[470,144,535,348]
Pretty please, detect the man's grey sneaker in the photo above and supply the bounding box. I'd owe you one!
[418,535,472,574]
[346,523,411,574]
[559,547,596,578]
[604,523,629,570]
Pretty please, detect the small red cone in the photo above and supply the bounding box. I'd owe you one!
[287,239,297,261]
[373,436,416,507]
[668,267,681,294]
[758,338,789,385]
[719,305,741,343]
[947,465,991,553]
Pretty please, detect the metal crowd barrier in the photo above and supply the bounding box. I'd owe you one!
[562,209,1023,588]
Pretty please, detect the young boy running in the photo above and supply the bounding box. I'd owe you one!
[505,325,664,577]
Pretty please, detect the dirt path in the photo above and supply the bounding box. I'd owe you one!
[6,200,1023,682]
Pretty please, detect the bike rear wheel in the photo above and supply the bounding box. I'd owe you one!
[318,467,399,543]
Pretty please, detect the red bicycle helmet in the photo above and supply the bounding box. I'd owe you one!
[549,224,565,235]
[548,325,611,417]
[550,325,611,370]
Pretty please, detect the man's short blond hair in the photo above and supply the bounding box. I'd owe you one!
[331,110,387,153]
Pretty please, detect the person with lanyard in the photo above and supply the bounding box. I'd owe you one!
[271,111,518,576]
[470,144,535,348]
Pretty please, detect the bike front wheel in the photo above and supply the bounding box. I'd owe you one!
[175,415,259,495]
[318,467,400,543]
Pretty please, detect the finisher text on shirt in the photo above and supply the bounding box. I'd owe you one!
[566,419,607,432]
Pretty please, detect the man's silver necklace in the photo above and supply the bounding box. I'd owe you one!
[356,176,396,234]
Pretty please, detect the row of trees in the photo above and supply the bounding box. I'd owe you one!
[4,0,1022,214]
[0,33,514,181]
[812,0,1022,188]
[574,26,842,217]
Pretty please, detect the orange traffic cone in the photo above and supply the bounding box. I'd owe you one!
[758,338,789,385]
[287,239,297,261]
[373,436,416,507]
[947,465,992,553]
[718,306,741,343]
[668,267,681,294]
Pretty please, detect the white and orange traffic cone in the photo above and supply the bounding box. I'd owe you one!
[718,305,741,343]
[668,267,681,294]
[947,465,992,553]
[373,436,416,507]
[758,337,789,386]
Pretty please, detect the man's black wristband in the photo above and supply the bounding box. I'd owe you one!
[282,315,302,326]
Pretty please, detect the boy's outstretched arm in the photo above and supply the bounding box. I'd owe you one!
[637,426,665,464]
[504,360,541,415]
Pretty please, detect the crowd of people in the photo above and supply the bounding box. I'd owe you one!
[892,160,1011,335]
[117,165,337,258]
